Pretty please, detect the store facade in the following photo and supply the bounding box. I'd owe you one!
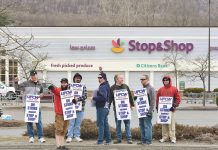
[2,27,218,91]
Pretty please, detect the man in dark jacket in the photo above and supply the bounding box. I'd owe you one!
[137,74,155,145]
[156,75,181,144]
[92,72,111,145]
[109,74,134,144]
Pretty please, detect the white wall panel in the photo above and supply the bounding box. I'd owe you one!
[47,71,68,86]
[129,71,150,90]
[71,71,125,91]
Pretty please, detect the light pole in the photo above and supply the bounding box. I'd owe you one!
[208,0,211,92]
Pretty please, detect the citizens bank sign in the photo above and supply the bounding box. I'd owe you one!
[112,39,194,54]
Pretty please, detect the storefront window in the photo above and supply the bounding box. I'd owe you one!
[0,59,5,84]
[9,60,18,86]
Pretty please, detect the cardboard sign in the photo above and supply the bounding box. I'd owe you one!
[25,94,40,123]
[60,90,77,120]
[134,88,150,118]
[70,83,84,111]
[157,96,173,124]
[114,89,131,120]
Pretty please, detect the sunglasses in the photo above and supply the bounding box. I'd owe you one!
[140,79,147,81]
[163,79,169,81]
[98,77,103,79]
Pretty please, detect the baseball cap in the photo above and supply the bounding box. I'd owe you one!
[60,78,68,83]
[30,70,37,76]
[98,72,107,80]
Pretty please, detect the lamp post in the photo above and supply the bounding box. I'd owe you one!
[208,0,211,92]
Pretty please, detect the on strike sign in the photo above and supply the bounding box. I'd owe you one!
[60,90,77,120]
[134,88,149,118]
[114,89,131,120]
[25,94,40,123]
[70,83,84,111]
[157,97,173,124]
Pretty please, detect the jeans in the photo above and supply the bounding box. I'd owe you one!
[114,112,132,141]
[27,111,44,139]
[139,116,152,144]
[96,107,111,144]
[67,111,84,138]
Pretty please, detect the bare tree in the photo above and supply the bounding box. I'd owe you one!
[138,0,170,26]
[0,0,212,26]
[0,2,12,26]
[162,49,186,88]
[98,0,142,26]
[0,28,47,83]
[185,55,215,107]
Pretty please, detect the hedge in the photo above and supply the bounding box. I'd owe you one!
[213,88,218,92]
[183,88,204,93]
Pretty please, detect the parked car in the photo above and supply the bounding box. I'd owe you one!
[0,82,16,100]
[0,108,3,117]
[41,83,53,103]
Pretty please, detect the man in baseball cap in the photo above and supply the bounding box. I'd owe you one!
[98,72,107,81]
[30,70,37,76]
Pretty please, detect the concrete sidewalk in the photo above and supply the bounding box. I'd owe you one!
[0,137,218,150]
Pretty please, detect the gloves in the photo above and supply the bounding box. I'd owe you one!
[48,84,54,90]
[173,103,178,108]
[72,99,77,104]
[169,107,176,112]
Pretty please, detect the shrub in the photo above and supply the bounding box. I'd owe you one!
[216,96,218,106]
[23,119,218,142]
[213,88,218,92]
[0,120,25,127]
[183,88,204,93]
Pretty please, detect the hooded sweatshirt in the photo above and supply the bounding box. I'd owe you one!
[156,75,181,110]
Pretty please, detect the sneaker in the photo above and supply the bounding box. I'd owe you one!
[159,138,166,143]
[95,142,104,145]
[29,137,34,143]
[171,140,176,144]
[127,140,133,144]
[73,137,83,142]
[147,143,152,145]
[56,146,62,150]
[61,146,70,150]
[137,141,145,145]
[66,137,72,143]
[113,140,122,144]
[104,142,113,145]
[38,137,45,143]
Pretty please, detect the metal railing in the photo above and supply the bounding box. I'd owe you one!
[183,92,218,104]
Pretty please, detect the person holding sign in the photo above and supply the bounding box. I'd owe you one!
[15,70,45,143]
[66,73,87,143]
[109,74,134,144]
[48,78,74,150]
[92,72,112,145]
[156,75,181,144]
[135,75,155,145]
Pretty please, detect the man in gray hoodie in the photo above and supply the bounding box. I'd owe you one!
[16,70,45,143]
[137,74,155,145]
